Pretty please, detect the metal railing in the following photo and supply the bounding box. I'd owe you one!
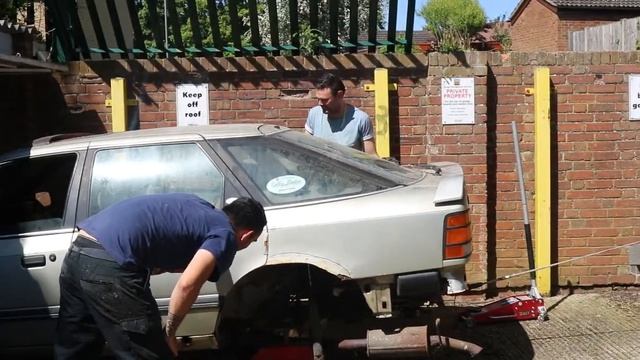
[43,0,419,62]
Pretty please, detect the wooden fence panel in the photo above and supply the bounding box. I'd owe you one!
[623,18,637,51]
[571,16,639,51]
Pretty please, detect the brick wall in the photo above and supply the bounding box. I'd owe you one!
[0,73,97,154]
[8,51,640,292]
[511,1,640,51]
[489,52,640,288]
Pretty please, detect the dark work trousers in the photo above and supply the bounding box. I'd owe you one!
[54,236,173,360]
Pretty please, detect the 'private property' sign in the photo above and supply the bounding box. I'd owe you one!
[177,83,209,126]
[441,77,475,125]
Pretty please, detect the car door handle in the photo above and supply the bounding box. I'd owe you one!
[22,255,46,268]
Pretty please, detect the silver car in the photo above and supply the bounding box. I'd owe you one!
[0,124,471,354]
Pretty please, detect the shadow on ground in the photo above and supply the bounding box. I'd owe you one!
[417,305,535,360]
[171,303,534,360]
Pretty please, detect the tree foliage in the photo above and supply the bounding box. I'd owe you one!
[0,0,27,21]
[135,0,386,53]
[418,0,485,52]
[258,0,387,48]
[136,0,253,48]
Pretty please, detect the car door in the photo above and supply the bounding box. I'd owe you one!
[77,140,249,336]
[0,152,83,351]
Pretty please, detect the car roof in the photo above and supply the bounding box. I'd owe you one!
[1,124,287,160]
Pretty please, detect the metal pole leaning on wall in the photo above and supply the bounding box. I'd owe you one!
[364,68,397,158]
[526,67,552,295]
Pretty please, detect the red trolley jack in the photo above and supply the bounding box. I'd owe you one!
[462,122,548,326]
[461,289,547,326]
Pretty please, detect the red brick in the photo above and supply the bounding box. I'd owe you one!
[615,64,640,73]
[588,142,616,151]
[231,101,261,110]
[139,112,164,122]
[588,103,616,112]
[210,91,237,100]
[585,123,614,132]
[279,109,308,118]
[587,84,616,93]
[602,74,624,84]
[567,75,596,84]
[289,99,317,108]
[78,94,106,104]
[237,90,266,100]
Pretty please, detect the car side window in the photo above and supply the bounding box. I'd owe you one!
[0,154,77,235]
[89,143,223,215]
[218,137,384,204]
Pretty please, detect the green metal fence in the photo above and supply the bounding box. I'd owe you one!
[44,0,417,63]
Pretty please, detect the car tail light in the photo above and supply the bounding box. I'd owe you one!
[443,210,472,260]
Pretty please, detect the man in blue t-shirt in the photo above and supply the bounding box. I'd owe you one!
[54,193,267,359]
[305,73,377,155]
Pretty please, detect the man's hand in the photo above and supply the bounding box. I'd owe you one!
[165,249,216,355]
[165,333,180,356]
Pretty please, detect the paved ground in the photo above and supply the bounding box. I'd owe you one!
[428,288,640,360]
[27,289,635,359]
[175,288,640,360]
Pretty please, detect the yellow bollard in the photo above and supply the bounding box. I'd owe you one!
[364,68,397,158]
[526,67,551,295]
[105,77,137,132]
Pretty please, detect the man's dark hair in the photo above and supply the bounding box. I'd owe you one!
[223,197,267,232]
[315,73,345,96]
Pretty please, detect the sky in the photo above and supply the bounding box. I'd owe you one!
[394,0,521,30]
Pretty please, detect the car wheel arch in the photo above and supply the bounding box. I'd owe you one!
[215,262,371,348]
[265,253,352,279]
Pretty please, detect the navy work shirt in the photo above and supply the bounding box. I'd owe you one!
[79,193,237,282]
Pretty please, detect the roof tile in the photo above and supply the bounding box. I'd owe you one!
[548,0,640,8]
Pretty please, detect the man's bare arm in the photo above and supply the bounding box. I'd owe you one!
[363,139,377,155]
[165,249,216,353]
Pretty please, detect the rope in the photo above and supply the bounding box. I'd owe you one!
[468,239,640,290]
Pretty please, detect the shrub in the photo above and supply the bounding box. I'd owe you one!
[418,0,486,52]
[492,15,512,52]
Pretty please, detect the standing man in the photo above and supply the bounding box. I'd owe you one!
[305,73,377,155]
[55,193,267,359]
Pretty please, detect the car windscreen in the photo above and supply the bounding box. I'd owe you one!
[274,130,423,184]
[216,135,402,205]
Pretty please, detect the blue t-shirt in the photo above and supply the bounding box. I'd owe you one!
[305,105,374,151]
[78,193,237,282]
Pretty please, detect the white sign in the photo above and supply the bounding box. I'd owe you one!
[176,83,209,126]
[266,175,306,194]
[629,75,640,121]
[441,78,475,125]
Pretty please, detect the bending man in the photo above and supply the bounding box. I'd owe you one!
[55,193,267,359]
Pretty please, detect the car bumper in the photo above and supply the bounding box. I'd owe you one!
[395,265,468,299]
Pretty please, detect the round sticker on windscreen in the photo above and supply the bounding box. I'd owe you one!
[266,175,306,194]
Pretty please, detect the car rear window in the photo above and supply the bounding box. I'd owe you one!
[216,135,405,205]
[275,130,423,184]
[0,154,77,235]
